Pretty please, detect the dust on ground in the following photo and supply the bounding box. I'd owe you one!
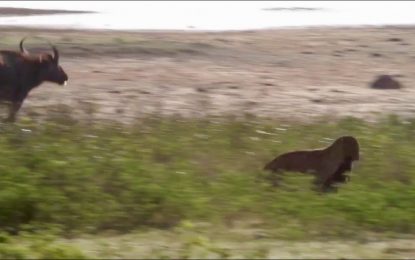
[1,26,415,123]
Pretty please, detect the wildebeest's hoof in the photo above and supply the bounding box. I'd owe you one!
[3,117,15,123]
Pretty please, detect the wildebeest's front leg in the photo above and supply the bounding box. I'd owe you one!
[5,101,23,123]
[4,90,27,123]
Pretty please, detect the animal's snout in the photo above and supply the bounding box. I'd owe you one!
[59,76,68,86]
[59,69,68,86]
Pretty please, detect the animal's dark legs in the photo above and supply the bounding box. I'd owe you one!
[313,163,352,193]
[321,178,338,193]
[312,175,338,193]
[5,101,23,123]
[312,177,325,192]
[330,157,353,185]
[4,90,28,123]
[312,181,337,193]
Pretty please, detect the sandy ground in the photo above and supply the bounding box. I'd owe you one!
[64,228,415,259]
[1,26,415,123]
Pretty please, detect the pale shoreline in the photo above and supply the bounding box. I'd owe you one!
[2,23,415,34]
[0,7,94,17]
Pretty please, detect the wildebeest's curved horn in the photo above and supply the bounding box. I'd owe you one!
[52,45,59,63]
[19,37,29,54]
[46,40,59,63]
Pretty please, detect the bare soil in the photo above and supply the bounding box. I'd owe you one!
[65,228,415,259]
[1,26,415,123]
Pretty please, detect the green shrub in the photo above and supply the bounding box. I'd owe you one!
[0,244,30,259]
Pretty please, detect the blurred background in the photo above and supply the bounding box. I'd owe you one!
[0,1,415,259]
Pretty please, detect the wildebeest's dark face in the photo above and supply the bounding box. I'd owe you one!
[20,38,68,86]
[38,54,68,86]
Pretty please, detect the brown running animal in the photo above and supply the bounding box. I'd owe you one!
[0,37,68,122]
[263,136,360,192]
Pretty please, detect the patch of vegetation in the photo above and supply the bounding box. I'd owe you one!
[0,231,88,259]
[0,114,414,240]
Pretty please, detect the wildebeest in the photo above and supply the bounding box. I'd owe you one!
[263,136,360,192]
[0,37,68,122]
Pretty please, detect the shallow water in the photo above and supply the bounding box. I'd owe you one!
[0,1,415,31]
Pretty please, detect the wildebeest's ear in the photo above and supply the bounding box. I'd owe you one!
[37,55,56,69]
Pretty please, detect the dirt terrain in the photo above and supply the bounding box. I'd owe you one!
[1,26,415,123]
[65,228,415,259]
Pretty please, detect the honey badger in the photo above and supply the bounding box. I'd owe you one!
[264,136,359,192]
